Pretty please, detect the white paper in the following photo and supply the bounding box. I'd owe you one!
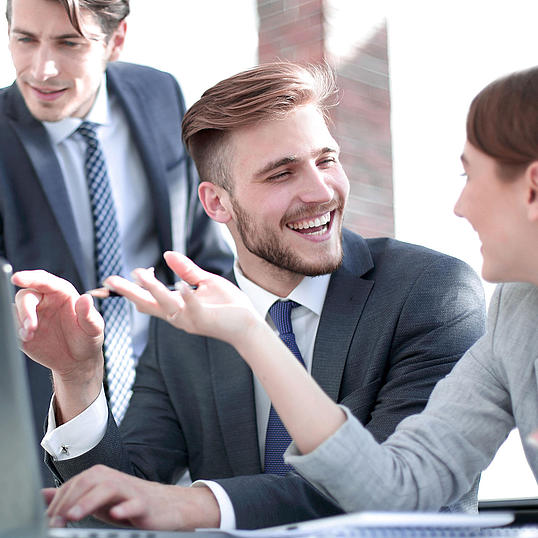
[198,511,514,538]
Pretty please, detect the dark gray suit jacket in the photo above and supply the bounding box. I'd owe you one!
[0,62,233,486]
[51,229,486,528]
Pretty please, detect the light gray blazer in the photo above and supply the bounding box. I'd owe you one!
[286,282,538,512]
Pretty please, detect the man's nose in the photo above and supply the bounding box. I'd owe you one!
[31,45,59,81]
[299,166,334,203]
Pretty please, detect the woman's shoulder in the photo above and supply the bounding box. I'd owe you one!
[494,282,538,311]
[489,282,538,358]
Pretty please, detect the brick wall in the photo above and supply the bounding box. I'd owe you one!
[257,0,394,238]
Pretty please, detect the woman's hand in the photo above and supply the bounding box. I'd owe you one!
[104,251,264,348]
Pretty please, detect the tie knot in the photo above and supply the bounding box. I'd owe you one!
[268,300,300,336]
[77,121,99,147]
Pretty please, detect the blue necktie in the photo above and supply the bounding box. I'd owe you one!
[264,300,305,476]
[78,121,135,424]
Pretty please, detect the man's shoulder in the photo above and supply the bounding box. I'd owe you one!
[106,61,185,113]
[342,229,479,284]
[0,83,19,116]
[107,61,177,87]
[344,229,466,266]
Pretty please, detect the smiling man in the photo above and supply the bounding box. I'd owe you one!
[0,0,232,487]
[14,62,486,531]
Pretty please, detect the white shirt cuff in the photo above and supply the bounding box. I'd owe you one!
[41,385,108,461]
[192,480,236,530]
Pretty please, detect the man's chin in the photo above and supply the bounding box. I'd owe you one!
[273,251,343,277]
[20,90,70,122]
[26,103,69,122]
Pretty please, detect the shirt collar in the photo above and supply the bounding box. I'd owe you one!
[233,261,330,319]
[42,73,110,145]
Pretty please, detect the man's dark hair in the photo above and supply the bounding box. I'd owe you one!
[6,0,129,38]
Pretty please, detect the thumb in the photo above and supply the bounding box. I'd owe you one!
[164,251,213,286]
[75,294,104,337]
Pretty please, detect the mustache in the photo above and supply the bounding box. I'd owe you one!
[282,199,343,223]
[21,77,69,89]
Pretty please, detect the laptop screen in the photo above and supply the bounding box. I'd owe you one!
[0,259,47,536]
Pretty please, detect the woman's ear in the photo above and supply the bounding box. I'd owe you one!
[198,181,232,223]
[526,162,538,222]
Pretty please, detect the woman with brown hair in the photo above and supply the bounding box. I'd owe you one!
[102,65,538,513]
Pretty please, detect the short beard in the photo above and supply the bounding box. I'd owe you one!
[232,198,343,277]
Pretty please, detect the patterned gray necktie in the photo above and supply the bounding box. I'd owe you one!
[264,300,305,476]
[77,121,135,424]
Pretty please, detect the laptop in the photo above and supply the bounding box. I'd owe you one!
[0,259,521,538]
[0,259,224,538]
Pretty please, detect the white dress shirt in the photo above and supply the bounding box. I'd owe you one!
[41,263,331,529]
[42,75,160,360]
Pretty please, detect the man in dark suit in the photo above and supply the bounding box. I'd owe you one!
[13,62,485,531]
[1,0,232,486]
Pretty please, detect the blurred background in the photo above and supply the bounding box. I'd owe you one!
[1,0,537,501]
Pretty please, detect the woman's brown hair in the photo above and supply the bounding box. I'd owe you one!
[466,66,538,180]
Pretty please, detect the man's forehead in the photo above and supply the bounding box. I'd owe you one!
[10,0,102,38]
[233,111,333,150]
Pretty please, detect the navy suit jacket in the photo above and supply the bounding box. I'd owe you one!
[52,229,486,528]
[0,62,233,486]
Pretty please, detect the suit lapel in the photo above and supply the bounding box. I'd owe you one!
[106,66,174,261]
[6,86,89,289]
[208,338,261,475]
[311,230,375,401]
[206,272,261,475]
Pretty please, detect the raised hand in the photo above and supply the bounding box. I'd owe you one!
[12,270,104,422]
[104,251,265,348]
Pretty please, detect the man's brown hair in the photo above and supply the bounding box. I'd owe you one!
[182,62,339,190]
[466,66,538,180]
[6,0,129,39]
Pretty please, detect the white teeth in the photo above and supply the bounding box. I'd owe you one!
[288,211,331,231]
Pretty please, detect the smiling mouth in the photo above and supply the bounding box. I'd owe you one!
[287,211,332,236]
[29,85,68,99]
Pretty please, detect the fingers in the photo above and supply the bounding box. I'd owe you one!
[14,289,42,341]
[42,487,57,505]
[47,471,89,522]
[46,466,157,529]
[131,267,185,320]
[103,275,162,317]
[75,294,104,338]
[12,270,78,297]
[163,251,212,288]
[12,270,79,341]
[109,496,145,522]
[47,466,126,525]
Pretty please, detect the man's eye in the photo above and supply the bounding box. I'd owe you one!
[61,40,80,47]
[268,170,291,181]
[17,37,34,43]
[319,157,336,167]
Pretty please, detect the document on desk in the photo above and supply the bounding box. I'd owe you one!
[206,511,515,538]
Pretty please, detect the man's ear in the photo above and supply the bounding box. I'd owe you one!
[198,181,232,223]
[107,20,127,62]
